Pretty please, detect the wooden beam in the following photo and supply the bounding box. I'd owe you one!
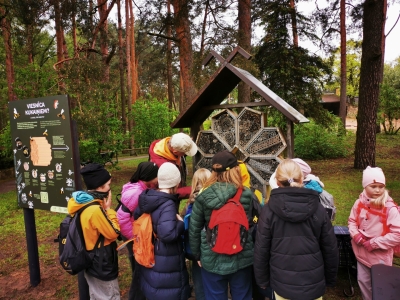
[203,102,271,110]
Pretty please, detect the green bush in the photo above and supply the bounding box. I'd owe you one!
[0,122,13,169]
[294,118,352,159]
[130,98,180,147]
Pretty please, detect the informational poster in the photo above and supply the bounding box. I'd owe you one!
[8,95,78,213]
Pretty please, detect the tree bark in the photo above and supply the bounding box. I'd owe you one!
[128,0,137,103]
[167,0,175,109]
[125,0,132,108]
[54,0,65,92]
[97,0,110,81]
[171,0,196,110]
[237,0,251,103]
[339,0,347,128]
[0,6,16,102]
[354,0,385,169]
[117,0,126,131]
[289,0,298,48]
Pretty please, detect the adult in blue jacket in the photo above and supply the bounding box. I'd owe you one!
[134,162,190,300]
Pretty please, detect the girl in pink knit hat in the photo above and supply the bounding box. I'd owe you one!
[348,166,400,300]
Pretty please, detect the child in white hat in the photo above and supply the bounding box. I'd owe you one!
[348,166,400,300]
[134,162,191,300]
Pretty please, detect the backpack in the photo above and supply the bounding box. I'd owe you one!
[356,201,400,257]
[56,202,104,275]
[115,193,132,216]
[319,189,337,221]
[207,188,249,255]
[183,203,196,260]
[133,213,156,268]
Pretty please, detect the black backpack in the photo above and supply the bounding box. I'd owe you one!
[56,202,104,275]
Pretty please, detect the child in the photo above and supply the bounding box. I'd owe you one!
[348,166,400,300]
[134,162,191,300]
[117,161,158,300]
[180,168,211,300]
[68,163,121,299]
[189,150,254,300]
[254,159,338,300]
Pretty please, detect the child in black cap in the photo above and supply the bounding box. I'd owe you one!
[68,163,121,299]
[188,150,254,300]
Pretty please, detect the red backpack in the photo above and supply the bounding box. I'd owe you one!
[356,201,400,257]
[207,188,249,255]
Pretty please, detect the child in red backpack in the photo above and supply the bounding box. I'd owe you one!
[189,150,254,300]
[348,166,400,300]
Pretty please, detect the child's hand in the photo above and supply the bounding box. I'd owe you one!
[353,233,367,245]
[176,214,183,221]
[103,191,112,211]
[362,240,374,252]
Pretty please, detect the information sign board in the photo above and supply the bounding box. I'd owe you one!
[8,95,78,213]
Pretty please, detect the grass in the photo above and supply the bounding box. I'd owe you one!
[1,133,400,299]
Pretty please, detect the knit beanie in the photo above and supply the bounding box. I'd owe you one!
[130,162,158,183]
[80,163,111,190]
[292,158,312,177]
[212,150,238,172]
[362,166,386,188]
[158,162,181,188]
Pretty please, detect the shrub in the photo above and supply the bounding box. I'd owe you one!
[294,118,352,159]
[0,122,13,169]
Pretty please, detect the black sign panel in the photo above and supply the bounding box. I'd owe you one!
[8,95,78,213]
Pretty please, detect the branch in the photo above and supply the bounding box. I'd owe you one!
[91,0,117,49]
[386,12,400,37]
[147,31,179,42]
[53,58,75,70]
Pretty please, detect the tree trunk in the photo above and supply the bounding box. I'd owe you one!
[167,0,175,109]
[129,0,137,103]
[289,0,298,48]
[54,0,65,92]
[125,0,132,106]
[354,0,385,169]
[339,0,347,128]
[237,0,251,104]
[72,3,77,57]
[97,0,110,81]
[117,0,126,132]
[171,0,196,109]
[0,6,16,103]
[128,0,135,153]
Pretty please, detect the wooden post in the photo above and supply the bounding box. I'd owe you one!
[286,119,294,158]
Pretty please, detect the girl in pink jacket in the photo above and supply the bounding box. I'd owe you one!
[348,166,400,300]
[117,161,158,300]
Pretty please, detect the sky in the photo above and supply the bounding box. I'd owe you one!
[297,1,400,64]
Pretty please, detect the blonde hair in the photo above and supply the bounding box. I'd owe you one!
[370,189,389,208]
[204,165,243,189]
[190,168,212,198]
[275,159,303,188]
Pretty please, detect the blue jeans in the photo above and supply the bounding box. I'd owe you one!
[192,261,205,300]
[201,266,252,300]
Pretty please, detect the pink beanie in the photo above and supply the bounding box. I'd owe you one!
[292,158,311,177]
[362,166,385,188]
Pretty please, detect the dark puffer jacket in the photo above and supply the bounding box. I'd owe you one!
[189,183,254,275]
[134,189,190,300]
[254,187,338,300]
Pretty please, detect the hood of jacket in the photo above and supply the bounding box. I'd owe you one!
[68,192,102,215]
[121,181,147,194]
[268,187,320,223]
[138,189,179,214]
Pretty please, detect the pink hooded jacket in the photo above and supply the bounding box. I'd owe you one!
[117,181,148,240]
[348,191,400,267]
